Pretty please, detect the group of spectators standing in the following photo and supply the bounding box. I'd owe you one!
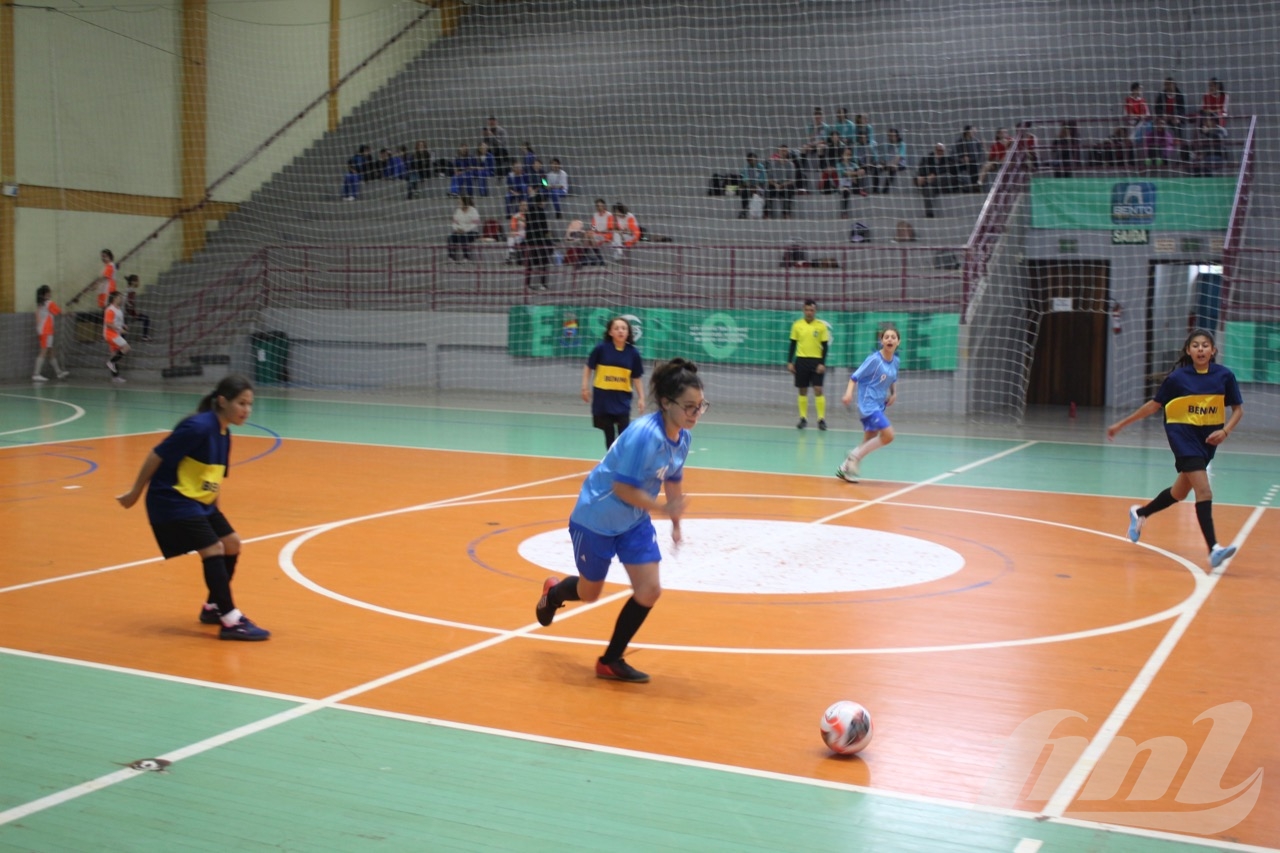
[1110,76,1231,171]
[736,107,908,220]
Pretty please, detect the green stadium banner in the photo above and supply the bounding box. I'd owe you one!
[508,306,960,371]
[1223,322,1280,384]
[1030,177,1236,231]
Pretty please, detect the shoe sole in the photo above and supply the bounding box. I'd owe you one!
[835,468,859,483]
[596,666,650,683]
[219,632,270,641]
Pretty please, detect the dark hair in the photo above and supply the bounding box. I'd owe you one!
[196,373,255,415]
[107,290,123,305]
[1174,328,1216,369]
[36,285,51,304]
[613,203,629,216]
[101,249,114,261]
[595,197,606,205]
[650,358,702,410]
[602,316,635,344]
[126,274,139,284]
[878,321,900,339]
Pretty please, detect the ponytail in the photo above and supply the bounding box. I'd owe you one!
[649,357,702,409]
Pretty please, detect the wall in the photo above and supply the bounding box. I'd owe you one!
[10,0,441,312]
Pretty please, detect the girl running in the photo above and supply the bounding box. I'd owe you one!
[837,323,900,482]
[103,290,129,382]
[1107,328,1243,568]
[537,358,707,683]
[116,374,270,640]
[582,316,646,450]
[32,285,71,382]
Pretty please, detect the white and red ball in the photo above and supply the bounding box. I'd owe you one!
[820,700,874,755]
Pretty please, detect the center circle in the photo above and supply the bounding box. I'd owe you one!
[516,518,966,594]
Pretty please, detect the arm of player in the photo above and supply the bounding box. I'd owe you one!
[1208,404,1243,446]
[886,382,896,408]
[662,479,685,545]
[1106,399,1162,440]
[842,377,857,409]
[786,339,797,373]
[612,481,687,522]
[817,340,829,374]
[116,451,163,509]
[581,365,592,403]
[632,378,646,413]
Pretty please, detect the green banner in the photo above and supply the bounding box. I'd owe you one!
[1223,322,1280,384]
[1030,177,1235,231]
[508,306,959,371]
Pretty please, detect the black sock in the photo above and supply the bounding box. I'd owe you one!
[602,597,651,663]
[110,352,124,365]
[1195,500,1218,549]
[549,576,580,607]
[1140,488,1178,517]
[202,555,235,614]
[206,553,239,608]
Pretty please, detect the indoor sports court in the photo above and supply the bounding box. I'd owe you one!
[3,385,1278,852]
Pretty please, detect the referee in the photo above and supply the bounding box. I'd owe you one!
[787,298,831,429]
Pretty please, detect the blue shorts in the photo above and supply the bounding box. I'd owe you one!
[568,518,661,582]
[859,410,891,432]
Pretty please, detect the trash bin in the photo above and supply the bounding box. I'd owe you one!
[250,331,290,385]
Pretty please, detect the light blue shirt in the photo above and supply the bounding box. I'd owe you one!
[570,411,690,536]
[851,350,899,417]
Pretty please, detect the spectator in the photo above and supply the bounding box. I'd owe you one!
[837,148,867,218]
[1125,82,1152,144]
[611,203,641,261]
[530,158,549,195]
[1094,125,1136,168]
[407,140,431,199]
[506,199,527,264]
[977,127,1013,188]
[878,127,908,193]
[374,148,391,180]
[738,152,767,219]
[124,274,152,342]
[832,107,856,147]
[505,162,531,216]
[524,192,554,290]
[816,132,843,194]
[1050,121,1082,177]
[588,198,614,266]
[385,145,408,182]
[485,115,509,153]
[1144,117,1177,168]
[851,128,879,193]
[915,142,952,218]
[449,145,477,197]
[853,113,876,146]
[521,141,538,170]
[953,125,983,190]
[1154,77,1189,140]
[474,142,496,197]
[482,125,510,173]
[800,107,829,180]
[1200,77,1229,118]
[1193,112,1229,175]
[545,158,569,219]
[349,144,374,181]
[447,195,480,261]
[767,144,798,220]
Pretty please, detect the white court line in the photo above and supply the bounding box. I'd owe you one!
[0,394,86,437]
[1041,504,1268,817]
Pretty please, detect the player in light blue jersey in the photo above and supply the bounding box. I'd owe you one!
[836,323,900,483]
[536,358,707,683]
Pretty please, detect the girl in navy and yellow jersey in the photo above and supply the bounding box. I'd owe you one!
[582,316,645,450]
[116,374,270,640]
[1107,329,1243,568]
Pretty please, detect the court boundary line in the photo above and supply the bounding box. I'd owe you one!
[0,644,1271,853]
[1042,504,1269,818]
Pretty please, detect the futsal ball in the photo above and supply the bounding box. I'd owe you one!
[820,700,874,755]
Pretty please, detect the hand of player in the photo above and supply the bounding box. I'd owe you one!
[116,490,140,509]
[786,363,795,374]
[663,494,688,520]
[1105,424,1122,441]
[581,388,591,403]
[670,519,682,548]
[842,391,853,410]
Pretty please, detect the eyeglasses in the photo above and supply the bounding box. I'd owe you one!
[675,400,711,417]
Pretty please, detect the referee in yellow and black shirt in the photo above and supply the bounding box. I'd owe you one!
[787,299,831,429]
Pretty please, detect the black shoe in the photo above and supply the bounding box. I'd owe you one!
[596,657,649,683]
[796,417,807,429]
[535,577,563,626]
[818,419,828,431]
[199,606,221,625]
[219,617,270,641]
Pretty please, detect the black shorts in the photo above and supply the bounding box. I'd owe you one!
[793,357,826,389]
[152,510,234,559]
[1174,455,1210,474]
[593,412,631,431]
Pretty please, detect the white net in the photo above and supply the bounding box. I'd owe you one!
[24,0,1279,426]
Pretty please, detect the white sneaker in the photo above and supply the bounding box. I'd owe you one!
[111,376,126,384]
[1209,544,1237,568]
[31,374,48,382]
[1127,505,1146,543]
[106,359,118,376]
[56,371,70,379]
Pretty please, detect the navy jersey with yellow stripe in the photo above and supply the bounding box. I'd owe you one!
[587,341,644,417]
[145,410,231,523]
[1154,363,1242,460]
